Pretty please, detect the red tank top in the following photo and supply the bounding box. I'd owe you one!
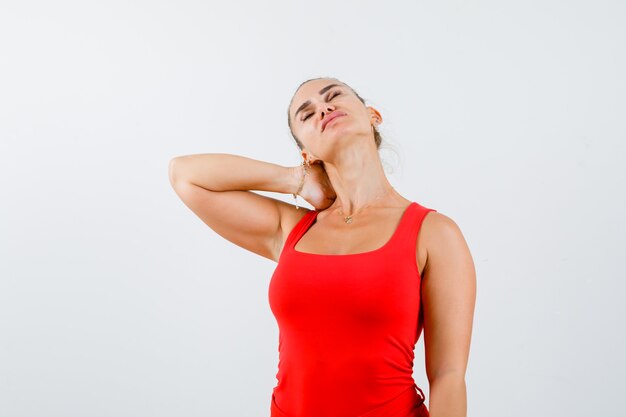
[268,201,436,417]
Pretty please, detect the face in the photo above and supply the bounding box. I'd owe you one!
[289,78,382,162]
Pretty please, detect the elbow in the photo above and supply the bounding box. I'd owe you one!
[168,157,182,187]
[427,369,467,385]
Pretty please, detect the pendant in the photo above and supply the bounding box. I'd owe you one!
[344,216,353,224]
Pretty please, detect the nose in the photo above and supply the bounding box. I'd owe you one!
[321,103,335,118]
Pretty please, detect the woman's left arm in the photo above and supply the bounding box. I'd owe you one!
[421,212,477,417]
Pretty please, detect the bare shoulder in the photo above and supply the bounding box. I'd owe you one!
[421,210,471,265]
[273,203,313,261]
[279,204,313,235]
[422,210,465,243]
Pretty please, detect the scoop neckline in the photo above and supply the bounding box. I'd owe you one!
[290,202,416,257]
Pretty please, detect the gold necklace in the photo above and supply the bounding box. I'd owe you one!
[336,188,393,224]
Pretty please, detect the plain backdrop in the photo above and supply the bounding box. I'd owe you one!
[1,1,625,416]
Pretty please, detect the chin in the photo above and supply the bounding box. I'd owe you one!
[324,124,351,136]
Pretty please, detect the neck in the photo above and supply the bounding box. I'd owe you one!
[322,139,398,216]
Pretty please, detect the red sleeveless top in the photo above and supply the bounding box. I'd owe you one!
[268,201,436,417]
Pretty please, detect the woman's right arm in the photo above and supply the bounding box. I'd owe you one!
[168,153,303,263]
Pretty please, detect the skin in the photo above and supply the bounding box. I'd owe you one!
[287,78,477,417]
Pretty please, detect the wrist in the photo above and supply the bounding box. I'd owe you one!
[293,163,307,196]
[284,165,302,195]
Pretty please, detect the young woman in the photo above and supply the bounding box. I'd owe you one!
[169,77,476,417]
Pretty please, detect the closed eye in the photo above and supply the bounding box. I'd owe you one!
[328,91,341,100]
[301,90,342,122]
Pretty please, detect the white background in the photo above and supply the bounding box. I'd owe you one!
[1,1,625,416]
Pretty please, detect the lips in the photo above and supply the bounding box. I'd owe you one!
[321,111,346,132]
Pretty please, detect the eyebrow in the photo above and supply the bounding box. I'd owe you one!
[294,83,341,119]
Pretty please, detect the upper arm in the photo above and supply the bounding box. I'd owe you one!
[169,163,300,263]
[421,212,477,381]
